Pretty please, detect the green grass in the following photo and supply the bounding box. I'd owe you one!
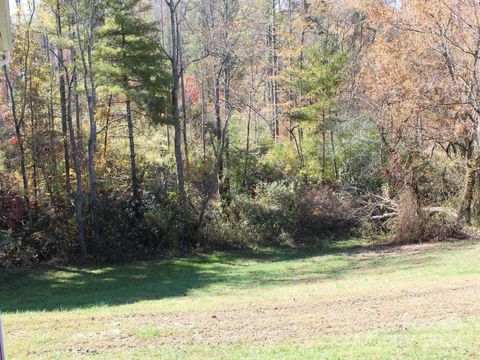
[0,238,361,312]
[102,318,480,359]
[132,326,162,340]
[1,238,480,359]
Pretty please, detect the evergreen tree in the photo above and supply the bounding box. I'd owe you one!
[286,40,346,123]
[95,0,170,218]
[284,40,346,179]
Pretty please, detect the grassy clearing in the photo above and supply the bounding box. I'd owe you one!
[1,238,480,359]
[96,318,480,360]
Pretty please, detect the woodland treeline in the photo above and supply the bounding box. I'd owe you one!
[0,0,477,265]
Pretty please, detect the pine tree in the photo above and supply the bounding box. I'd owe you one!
[286,41,346,123]
[96,0,170,218]
[284,40,346,179]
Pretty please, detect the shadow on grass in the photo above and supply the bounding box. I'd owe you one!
[0,238,457,313]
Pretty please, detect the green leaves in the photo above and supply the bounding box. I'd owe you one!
[94,0,171,123]
[285,40,347,124]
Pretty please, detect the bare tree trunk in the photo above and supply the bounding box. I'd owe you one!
[330,130,338,180]
[243,88,252,188]
[126,98,141,218]
[3,67,33,229]
[254,111,258,146]
[76,0,99,244]
[321,109,327,177]
[167,127,171,153]
[322,130,326,177]
[289,126,304,167]
[59,70,71,196]
[270,0,279,141]
[47,48,59,210]
[120,27,141,218]
[166,115,171,154]
[2,4,35,229]
[165,0,187,244]
[197,103,233,228]
[214,76,224,199]
[179,31,189,172]
[222,61,231,204]
[66,68,88,258]
[103,95,112,157]
[287,0,294,142]
[28,74,39,205]
[72,47,83,156]
[458,156,478,224]
[246,90,252,153]
[200,77,206,159]
[56,3,71,198]
[298,127,304,159]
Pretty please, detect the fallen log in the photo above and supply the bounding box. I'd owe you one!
[422,207,458,218]
[370,212,397,220]
[370,207,458,221]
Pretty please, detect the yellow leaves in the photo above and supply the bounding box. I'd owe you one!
[35,6,55,32]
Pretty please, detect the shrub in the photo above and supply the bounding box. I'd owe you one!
[201,182,358,249]
[393,186,424,244]
[423,220,465,243]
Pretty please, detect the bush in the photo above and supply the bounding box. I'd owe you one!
[199,182,358,250]
[393,187,424,244]
[423,220,466,243]
[0,174,27,230]
[0,231,37,267]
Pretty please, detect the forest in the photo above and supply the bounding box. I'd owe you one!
[2,0,480,358]
[0,0,478,263]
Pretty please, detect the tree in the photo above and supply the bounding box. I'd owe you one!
[2,0,36,230]
[96,0,170,218]
[285,39,346,178]
[72,0,101,249]
[163,0,188,238]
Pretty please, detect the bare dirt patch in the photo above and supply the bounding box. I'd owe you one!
[50,278,480,354]
[340,238,475,260]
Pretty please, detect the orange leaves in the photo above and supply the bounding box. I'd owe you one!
[356,0,478,147]
[9,136,18,146]
[184,76,201,105]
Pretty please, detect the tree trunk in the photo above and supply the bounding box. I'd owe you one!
[47,52,59,210]
[66,69,88,258]
[458,156,478,224]
[3,3,35,228]
[200,78,206,159]
[103,95,112,157]
[322,129,326,178]
[59,73,71,196]
[214,76,224,199]
[3,66,33,229]
[178,31,189,172]
[56,4,71,198]
[254,111,259,146]
[243,89,252,188]
[126,98,141,218]
[330,130,338,180]
[270,0,279,141]
[222,62,231,205]
[76,3,99,244]
[72,47,83,156]
[166,0,187,242]
[28,74,39,205]
[298,127,304,160]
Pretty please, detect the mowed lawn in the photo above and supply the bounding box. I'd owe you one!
[1,238,480,359]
